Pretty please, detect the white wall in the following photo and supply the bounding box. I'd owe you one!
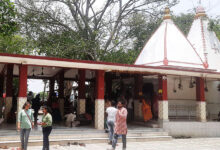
[164,121,220,137]
[167,76,196,100]
[167,76,220,119]
[205,81,220,119]
[167,76,196,118]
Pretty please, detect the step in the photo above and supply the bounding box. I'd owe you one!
[0,136,172,147]
[0,127,172,147]
[0,129,169,140]
[0,131,169,142]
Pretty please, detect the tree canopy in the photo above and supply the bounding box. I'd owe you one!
[15,0,178,60]
[0,0,18,36]
[209,19,220,40]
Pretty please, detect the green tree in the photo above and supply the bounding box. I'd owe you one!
[0,35,32,54]
[172,13,194,35]
[0,0,18,36]
[209,19,220,40]
[16,0,178,60]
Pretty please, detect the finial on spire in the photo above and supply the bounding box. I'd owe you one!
[195,3,206,18]
[163,7,171,20]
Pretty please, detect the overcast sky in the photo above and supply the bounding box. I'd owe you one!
[28,0,220,94]
[172,0,220,18]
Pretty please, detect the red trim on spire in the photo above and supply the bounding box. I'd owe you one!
[174,23,206,68]
[163,23,168,65]
[142,61,163,65]
[168,60,203,66]
[200,18,209,67]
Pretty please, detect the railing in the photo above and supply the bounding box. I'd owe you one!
[169,104,196,120]
[169,102,220,121]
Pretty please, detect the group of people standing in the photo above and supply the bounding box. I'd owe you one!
[17,101,53,150]
[106,100,128,150]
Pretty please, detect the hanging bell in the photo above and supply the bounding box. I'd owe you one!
[205,87,208,92]
[189,82,194,88]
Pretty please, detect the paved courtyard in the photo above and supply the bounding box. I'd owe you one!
[3,138,220,150]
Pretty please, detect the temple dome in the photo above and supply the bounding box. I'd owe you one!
[134,8,206,69]
[187,6,220,71]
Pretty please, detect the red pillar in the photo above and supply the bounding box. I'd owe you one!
[6,64,13,97]
[196,77,205,101]
[196,77,206,122]
[17,65,28,124]
[18,65,27,97]
[134,74,143,99]
[95,70,105,129]
[78,70,86,100]
[96,70,105,100]
[0,74,4,97]
[158,75,167,101]
[105,73,112,99]
[158,75,168,121]
[58,70,64,99]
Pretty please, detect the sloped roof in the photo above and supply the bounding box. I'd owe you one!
[187,6,220,71]
[135,8,205,69]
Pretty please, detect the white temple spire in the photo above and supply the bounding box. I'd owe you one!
[135,7,205,69]
[187,4,220,71]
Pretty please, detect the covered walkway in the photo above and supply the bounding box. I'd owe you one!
[0,53,220,130]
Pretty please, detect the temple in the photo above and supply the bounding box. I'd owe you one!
[0,6,220,138]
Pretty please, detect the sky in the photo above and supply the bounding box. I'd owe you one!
[28,0,220,93]
[172,0,220,18]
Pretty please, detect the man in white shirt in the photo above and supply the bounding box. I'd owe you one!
[106,101,117,144]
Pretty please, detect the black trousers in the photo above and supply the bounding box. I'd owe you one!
[42,126,52,150]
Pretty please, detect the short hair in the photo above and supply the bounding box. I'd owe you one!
[42,105,52,113]
[22,101,31,109]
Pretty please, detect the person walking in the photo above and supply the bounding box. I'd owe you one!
[108,100,128,150]
[106,101,117,145]
[39,106,53,150]
[142,94,153,122]
[17,101,34,150]
[32,94,41,124]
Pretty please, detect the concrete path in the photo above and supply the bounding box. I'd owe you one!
[3,138,220,150]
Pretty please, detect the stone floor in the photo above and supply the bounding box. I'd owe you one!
[4,138,220,150]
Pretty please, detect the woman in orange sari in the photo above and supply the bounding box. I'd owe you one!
[142,99,153,122]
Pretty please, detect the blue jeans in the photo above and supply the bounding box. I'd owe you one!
[42,126,52,150]
[20,128,31,150]
[107,121,114,142]
[112,134,126,149]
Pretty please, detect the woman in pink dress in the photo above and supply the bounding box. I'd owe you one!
[108,100,127,150]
